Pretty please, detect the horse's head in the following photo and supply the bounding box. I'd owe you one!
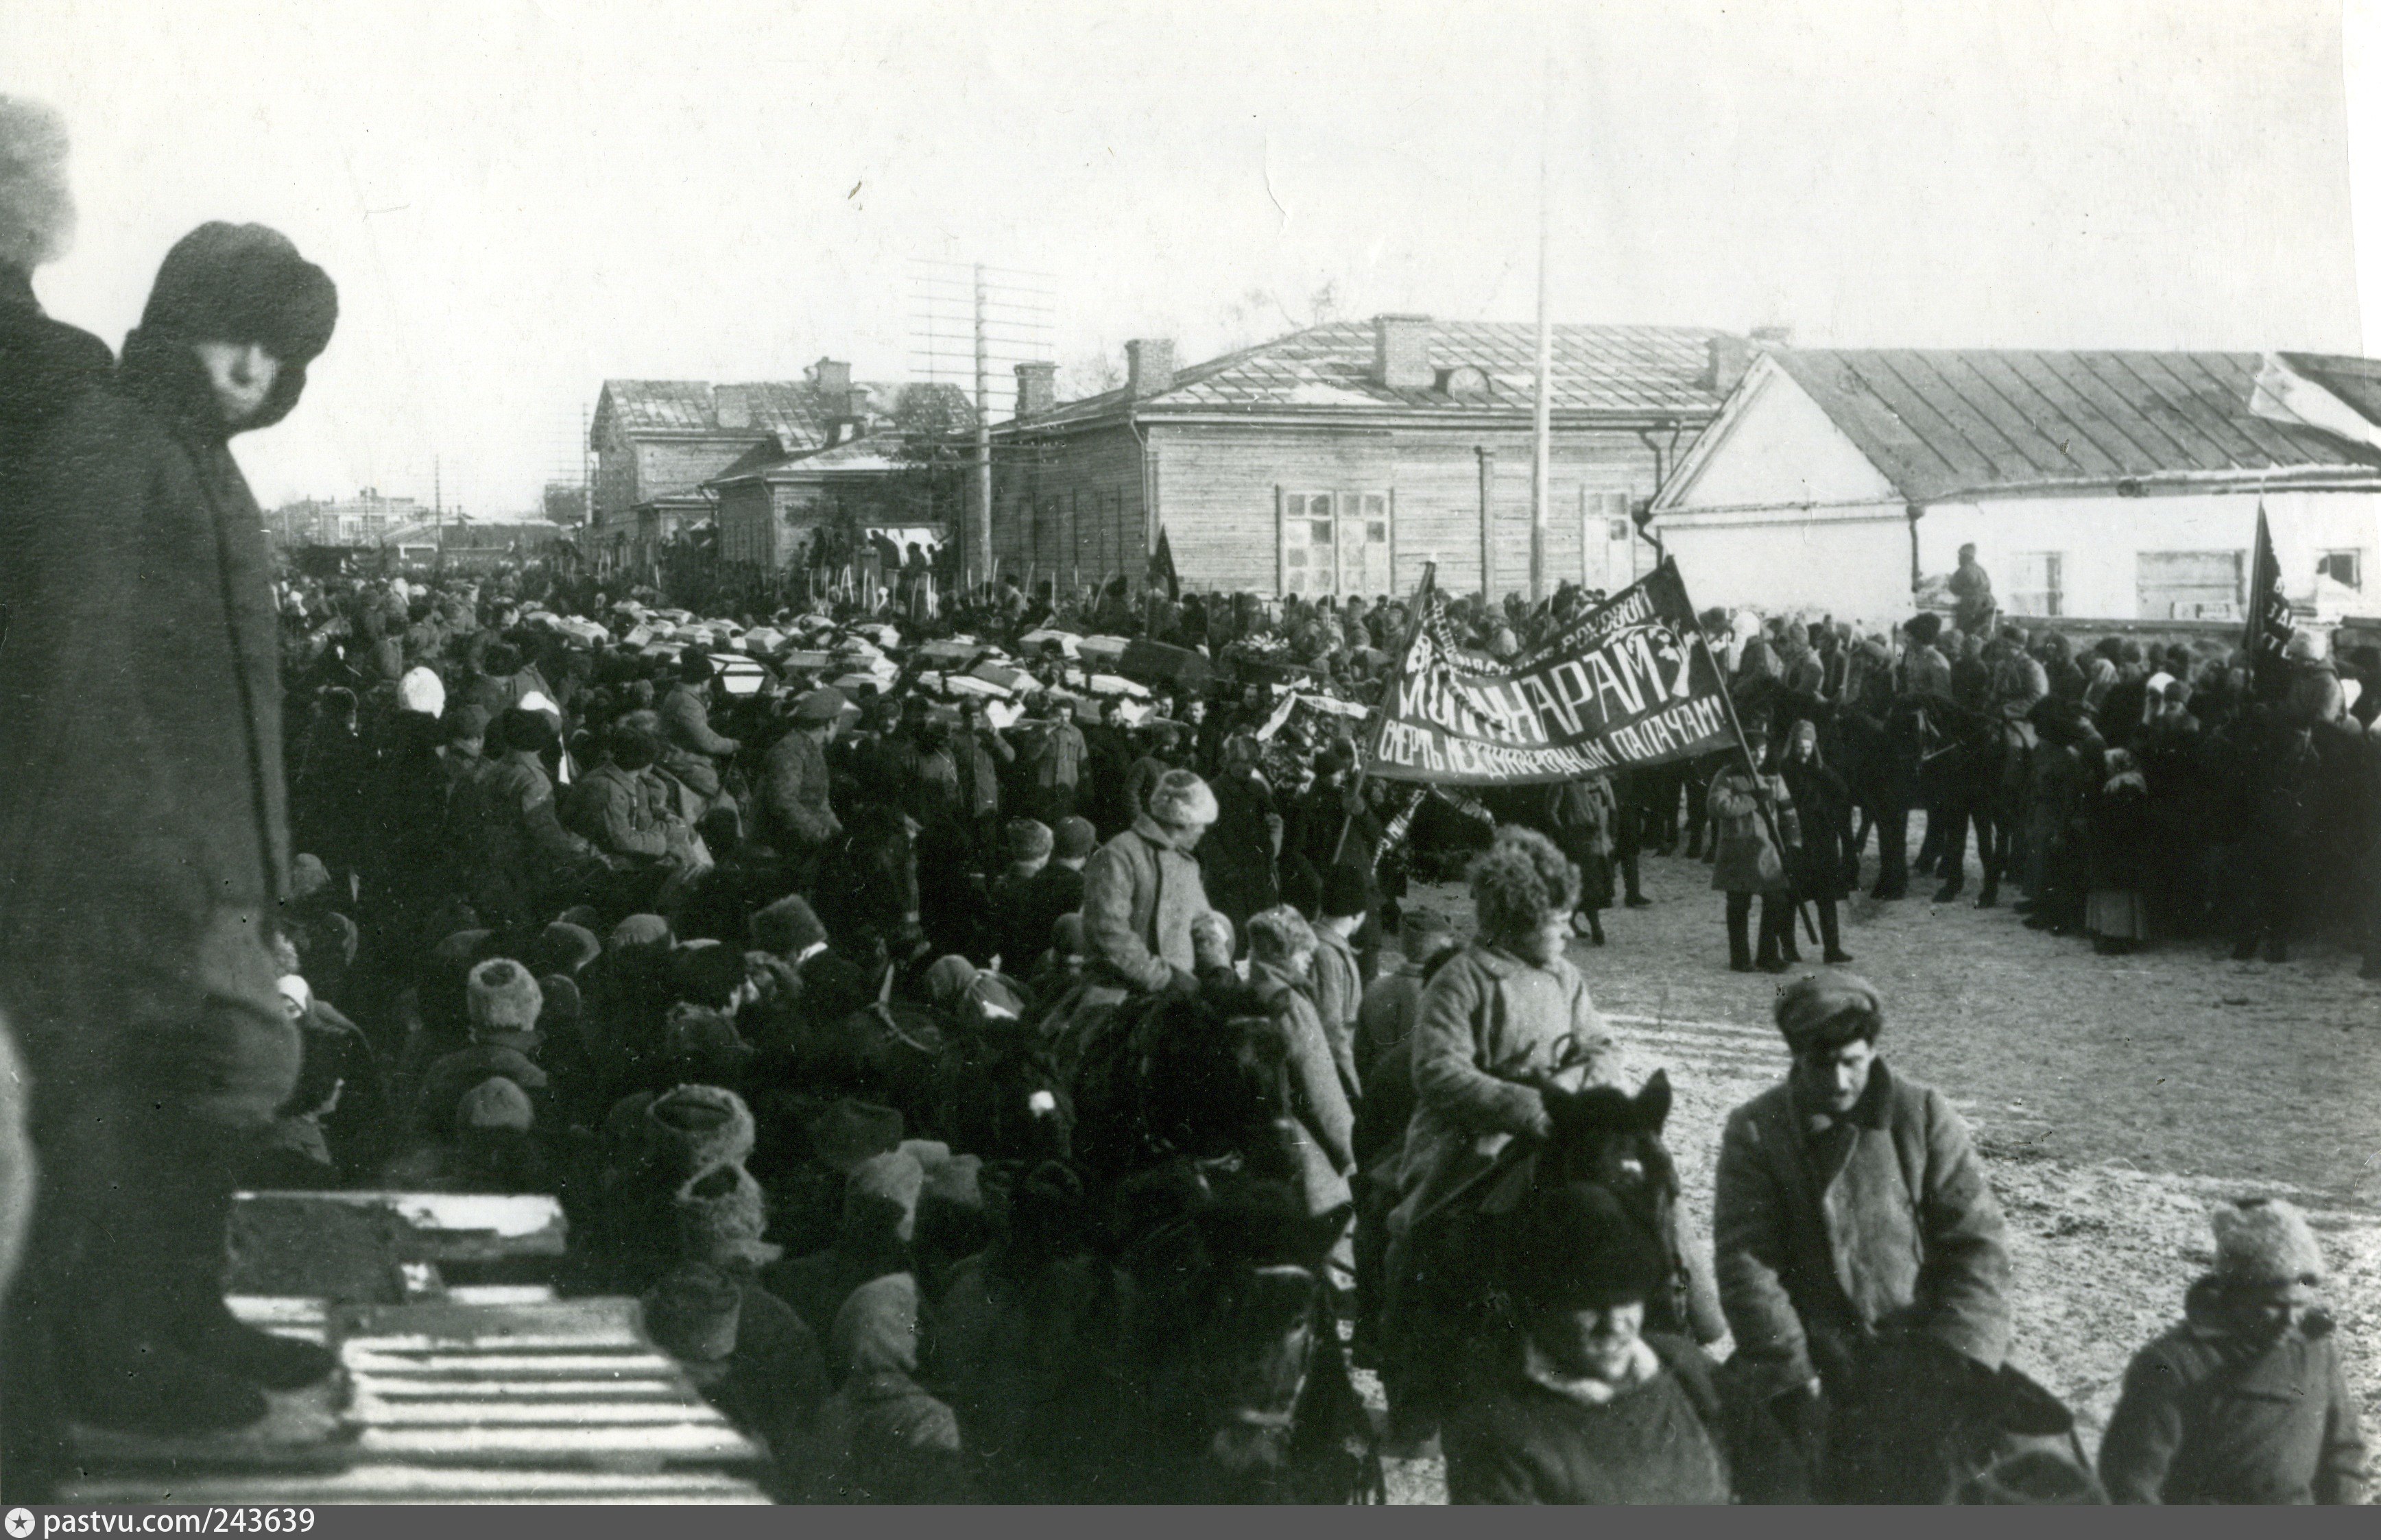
[1541,1069,1675,1199]
[1140,999,1291,1161]
[1175,1177,1341,1478]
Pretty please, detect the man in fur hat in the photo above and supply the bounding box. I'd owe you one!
[1383,827,1624,1445]
[1078,768,1219,999]
[1712,969,2010,1502]
[2099,1199,2365,1504]
[0,221,341,1444]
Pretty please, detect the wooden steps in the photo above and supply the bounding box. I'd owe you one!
[58,1193,775,1504]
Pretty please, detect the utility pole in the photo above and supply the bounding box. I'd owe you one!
[1529,53,1555,605]
[972,263,993,591]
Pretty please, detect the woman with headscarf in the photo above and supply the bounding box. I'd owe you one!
[1708,725,1803,973]
[1775,719,1855,965]
[2083,748,2155,954]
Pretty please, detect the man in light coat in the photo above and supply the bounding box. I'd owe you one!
[1712,968,2011,1502]
[1077,769,1219,1000]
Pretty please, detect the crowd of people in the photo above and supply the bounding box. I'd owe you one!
[0,95,2367,1506]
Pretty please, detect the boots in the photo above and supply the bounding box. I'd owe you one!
[1727,901,1754,972]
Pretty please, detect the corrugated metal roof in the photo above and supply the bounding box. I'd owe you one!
[1014,320,1727,430]
[1772,348,2381,503]
[2278,350,2381,428]
[594,378,958,450]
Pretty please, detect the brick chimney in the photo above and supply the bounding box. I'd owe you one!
[1703,336,1752,395]
[1373,314,1433,389]
[713,383,752,429]
[812,357,852,398]
[1126,339,1176,399]
[1014,361,1058,420]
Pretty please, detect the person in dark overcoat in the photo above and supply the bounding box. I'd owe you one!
[1195,734,1282,945]
[1775,719,1854,964]
[0,222,342,1439]
[0,95,115,1495]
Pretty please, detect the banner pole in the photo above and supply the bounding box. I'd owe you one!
[1341,562,1437,863]
[1673,562,1819,947]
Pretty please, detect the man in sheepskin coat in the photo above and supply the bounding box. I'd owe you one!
[0,220,339,1452]
[1077,768,1219,998]
[1712,968,2011,1501]
[1381,827,1625,1446]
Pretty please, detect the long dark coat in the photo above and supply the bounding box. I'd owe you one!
[0,330,299,1096]
[1196,767,1279,935]
[1776,754,1853,901]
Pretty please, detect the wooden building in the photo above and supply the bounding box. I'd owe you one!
[1648,348,2381,625]
[708,396,967,573]
[988,315,1738,601]
[588,361,900,567]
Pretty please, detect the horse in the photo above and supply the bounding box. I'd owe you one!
[1391,1068,1717,1436]
[933,1001,1075,1166]
[1066,989,1294,1194]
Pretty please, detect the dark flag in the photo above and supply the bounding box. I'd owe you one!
[2243,502,2294,701]
[1147,525,1180,602]
[1361,559,1736,785]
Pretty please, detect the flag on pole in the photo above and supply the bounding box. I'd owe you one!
[1147,526,1180,602]
[1360,558,1735,785]
[2243,501,2294,701]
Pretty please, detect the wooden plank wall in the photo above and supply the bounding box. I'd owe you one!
[1149,423,1668,599]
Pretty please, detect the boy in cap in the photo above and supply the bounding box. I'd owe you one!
[1,220,341,1437]
[1711,969,2009,1502]
[1443,1186,1732,1504]
[2098,1198,2365,1504]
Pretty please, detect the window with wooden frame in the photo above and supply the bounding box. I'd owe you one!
[2135,550,2243,620]
[2009,551,2064,617]
[1280,491,1339,595]
[2317,549,2364,591]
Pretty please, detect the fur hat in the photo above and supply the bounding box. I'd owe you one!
[535,974,582,1035]
[500,706,558,756]
[805,1098,905,1175]
[455,1075,535,1135]
[675,1162,782,1268]
[289,852,333,904]
[528,921,601,978]
[0,95,74,272]
[443,703,490,745]
[642,1263,743,1365]
[610,913,674,952]
[466,958,544,1037]
[1053,816,1098,861]
[1503,1183,1666,1310]
[750,895,826,957]
[1006,818,1054,863]
[138,221,337,366]
[791,686,846,724]
[1247,904,1319,963]
[1773,968,1884,1049]
[1469,827,1580,941]
[2210,1198,2325,1285]
[397,665,446,718]
[845,1150,926,1242]
[1905,612,1943,645]
[1400,906,1457,962]
[1321,863,1370,921]
[1147,769,1219,828]
[644,1084,757,1177]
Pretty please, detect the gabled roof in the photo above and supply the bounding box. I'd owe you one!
[1011,320,1729,431]
[1767,348,2381,504]
[707,429,909,488]
[2277,351,2381,428]
[592,378,963,450]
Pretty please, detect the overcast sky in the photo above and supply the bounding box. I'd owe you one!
[3,0,2372,515]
